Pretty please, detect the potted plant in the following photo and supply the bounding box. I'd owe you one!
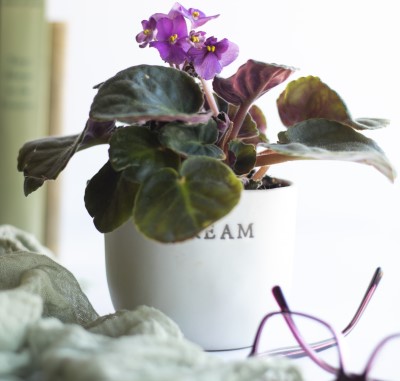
[17,3,395,350]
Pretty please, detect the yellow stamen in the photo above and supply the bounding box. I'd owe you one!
[143,29,151,35]
[169,33,178,43]
[207,45,216,52]
[191,35,200,43]
[192,11,200,19]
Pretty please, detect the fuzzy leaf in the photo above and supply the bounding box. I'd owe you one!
[18,119,115,195]
[90,65,209,124]
[159,119,225,159]
[109,126,180,183]
[213,60,295,106]
[18,134,83,195]
[243,105,268,144]
[249,105,267,135]
[261,119,396,181]
[85,161,139,232]
[277,76,389,130]
[228,140,257,175]
[134,157,242,242]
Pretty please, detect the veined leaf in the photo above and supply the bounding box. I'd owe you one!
[228,140,257,175]
[18,119,115,195]
[158,119,225,159]
[134,157,242,242]
[85,161,139,232]
[109,126,180,183]
[213,60,295,106]
[261,119,396,182]
[277,76,389,130]
[90,65,209,123]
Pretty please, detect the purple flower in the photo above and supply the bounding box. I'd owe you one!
[189,30,206,48]
[188,36,239,80]
[136,18,157,48]
[171,3,219,28]
[149,15,190,65]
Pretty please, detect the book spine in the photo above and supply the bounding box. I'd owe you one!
[0,0,50,241]
[45,21,67,253]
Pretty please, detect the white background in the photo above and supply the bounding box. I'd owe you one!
[47,0,399,377]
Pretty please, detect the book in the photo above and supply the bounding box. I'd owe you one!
[0,0,50,242]
[45,21,67,253]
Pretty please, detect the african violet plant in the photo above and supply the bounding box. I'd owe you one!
[18,3,395,243]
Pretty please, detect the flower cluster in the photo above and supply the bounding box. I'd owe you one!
[136,3,239,80]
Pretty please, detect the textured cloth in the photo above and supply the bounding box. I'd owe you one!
[0,225,303,381]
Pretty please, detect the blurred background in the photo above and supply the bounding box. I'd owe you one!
[1,0,399,374]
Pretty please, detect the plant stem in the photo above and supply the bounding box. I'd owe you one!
[201,78,219,117]
[252,165,270,181]
[229,101,251,141]
[255,151,300,166]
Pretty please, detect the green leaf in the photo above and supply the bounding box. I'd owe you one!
[109,126,180,183]
[243,105,268,144]
[90,65,209,124]
[158,119,225,159]
[228,140,257,175]
[261,119,396,182]
[18,119,113,195]
[84,162,139,232]
[134,157,243,242]
[277,76,389,130]
[18,134,83,195]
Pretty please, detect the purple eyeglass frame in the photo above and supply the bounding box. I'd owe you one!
[248,267,400,380]
[249,267,383,359]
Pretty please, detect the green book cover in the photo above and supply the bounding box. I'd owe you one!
[0,0,50,241]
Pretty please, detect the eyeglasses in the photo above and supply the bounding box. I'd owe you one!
[248,267,400,380]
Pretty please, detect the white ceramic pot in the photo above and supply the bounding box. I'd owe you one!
[105,182,297,350]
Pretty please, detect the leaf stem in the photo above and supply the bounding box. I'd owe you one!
[230,101,251,140]
[252,165,270,181]
[255,151,300,166]
[201,78,219,117]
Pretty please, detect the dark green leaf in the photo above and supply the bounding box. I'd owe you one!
[18,119,114,195]
[84,162,139,232]
[134,157,242,242]
[261,119,396,181]
[18,134,83,195]
[228,140,257,175]
[109,126,180,183]
[90,65,209,124]
[277,76,389,130]
[158,119,225,159]
[213,60,295,106]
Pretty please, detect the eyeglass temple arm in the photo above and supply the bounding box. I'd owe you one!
[273,267,383,335]
[340,267,383,337]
